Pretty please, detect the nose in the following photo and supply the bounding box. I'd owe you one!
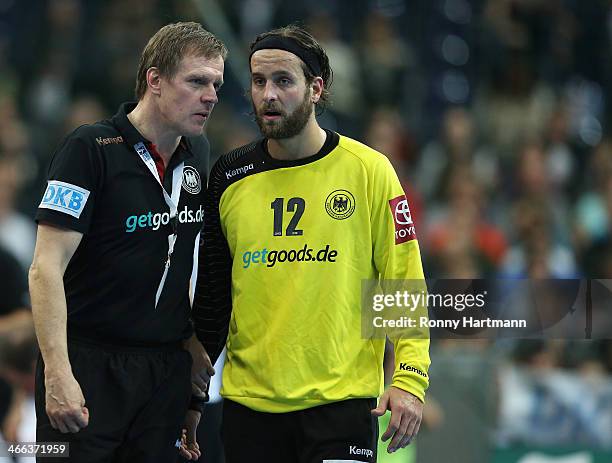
[201,84,218,105]
[263,81,278,102]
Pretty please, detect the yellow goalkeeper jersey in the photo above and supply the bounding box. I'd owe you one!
[193,130,430,412]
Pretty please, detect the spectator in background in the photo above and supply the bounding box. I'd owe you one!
[426,168,507,277]
[358,12,417,110]
[417,107,499,206]
[307,11,363,134]
[0,324,38,463]
[0,99,37,271]
[543,102,576,196]
[60,96,108,137]
[497,340,612,449]
[365,107,423,226]
[502,141,577,277]
[0,243,31,446]
[575,140,612,276]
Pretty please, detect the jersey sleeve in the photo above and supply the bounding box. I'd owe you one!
[369,156,430,402]
[35,131,101,234]
[192,160,233,365]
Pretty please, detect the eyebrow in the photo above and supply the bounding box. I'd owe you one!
[187,73,224,86]
[251,70,295,79]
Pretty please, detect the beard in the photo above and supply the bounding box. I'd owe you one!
[253,90,313,139]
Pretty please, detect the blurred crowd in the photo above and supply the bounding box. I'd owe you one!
[1,0,612,461]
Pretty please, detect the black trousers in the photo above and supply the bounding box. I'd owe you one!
[222,398,378,463]
[35,340,192,463]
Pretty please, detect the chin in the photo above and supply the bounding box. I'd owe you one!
[184,125,205,137]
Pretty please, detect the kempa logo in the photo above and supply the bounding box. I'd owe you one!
[349,446,374,458]
[226,163,253,180]
[96,136,124,146]
[182,166,201,194]
[399,363,428,378]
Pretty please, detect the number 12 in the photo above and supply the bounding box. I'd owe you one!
[271,197,305,236]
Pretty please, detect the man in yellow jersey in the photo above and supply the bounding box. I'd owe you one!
[193,24,430,462]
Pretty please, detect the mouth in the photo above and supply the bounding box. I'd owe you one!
[262,110,282,121]
[194,112,209,122]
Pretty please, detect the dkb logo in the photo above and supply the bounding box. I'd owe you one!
[39,180,90,219]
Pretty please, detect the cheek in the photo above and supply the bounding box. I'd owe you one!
[250,88,263,103]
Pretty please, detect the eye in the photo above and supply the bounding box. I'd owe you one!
[252,77,265,86]
[278,77,291,86]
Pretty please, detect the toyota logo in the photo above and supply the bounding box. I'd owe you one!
[394,199,413,225]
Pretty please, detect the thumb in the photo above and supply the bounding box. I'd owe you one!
[371,394,390,416]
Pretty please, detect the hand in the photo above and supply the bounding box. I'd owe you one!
[371,386,423,453]
[44,370,89,433]
[184,335,215,392]
[179,409,202,460]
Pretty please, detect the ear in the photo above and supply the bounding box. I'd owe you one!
[311,76,324,104]
[146,67,162,96]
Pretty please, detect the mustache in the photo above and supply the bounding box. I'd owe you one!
[258,103,284,114]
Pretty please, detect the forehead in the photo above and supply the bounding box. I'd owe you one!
[175,53,224,77]
[250,49,304,76]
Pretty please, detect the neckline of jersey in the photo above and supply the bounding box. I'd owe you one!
[259,129,340,167]
[111,102,194,169]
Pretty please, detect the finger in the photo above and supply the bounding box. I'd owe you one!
[62,414,85,433]
[207,365,215,376]
[400,415,421,448]
[47,412,59,430]
[413,417,422,437]
[189,443,200,459]
[74,407,89,428]
[192,376,207,391]
[55,417,70,434]
[371,394,390,417]
[398,420,415,449]
[380,409,401,442]
[184,447,198,460]
[387,415,409,453]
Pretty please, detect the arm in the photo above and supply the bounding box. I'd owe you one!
[29,223,89,433]
[368,157,430,453]
[192,163,233,367]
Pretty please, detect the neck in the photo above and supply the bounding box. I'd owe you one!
[267,118,327,161]
[127,98,181,165]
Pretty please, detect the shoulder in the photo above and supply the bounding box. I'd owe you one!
[65,119,120,147]
[213,141,260,173]
[204,140,262,200]
[336,134,393,169]
[209,141,261,183]
[54,119,120,159]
